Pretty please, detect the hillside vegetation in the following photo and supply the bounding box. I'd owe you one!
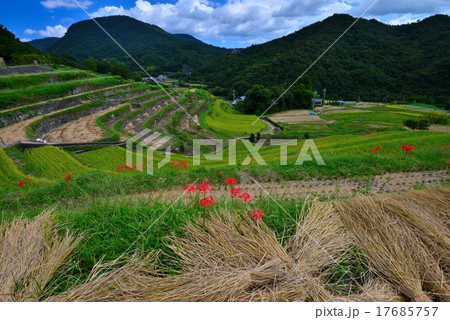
[195,14,450,107]
[46,16,228,72]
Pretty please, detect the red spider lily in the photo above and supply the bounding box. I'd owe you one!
[225,177,237,186]
[185,184,196,193]
[370,146,382,153]
[178,161,189,169]
[171,160,189,169]
[442,145,450,149]
[25,178,31,181]
[231,187,241,197]
[63,174,72,181]
[219,172,223,176]
[17,181,25,187]
[250,209,264,222]
[199,196,215,208]
[240,192,251,202]
[198,182,211,194]
[400,145,415,153]
[447,159,450,165]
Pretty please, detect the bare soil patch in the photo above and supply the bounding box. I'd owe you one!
[429,126,450,133]
[269,115,333,124]
[44,104,126,143]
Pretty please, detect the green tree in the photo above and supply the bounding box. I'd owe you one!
[291,81,314,109]
[239,85,273,115]
[110,62,132,79]
[85,57,97,72]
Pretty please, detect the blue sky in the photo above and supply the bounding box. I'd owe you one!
[1,0,449,48]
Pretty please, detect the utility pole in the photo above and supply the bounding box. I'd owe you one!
[322,88,327,104]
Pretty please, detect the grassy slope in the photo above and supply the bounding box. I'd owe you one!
[0,70,96,90]
[0,148,45,191]
[0,75,124,110]
[204,100,265,136]
[21,146,90,180]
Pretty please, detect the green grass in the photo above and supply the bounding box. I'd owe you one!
[203,100,266,137]
[0,70,97,90]
[406,102,447,111]
[0,76,124,110]
[21,146,91,180]
[275,104,448,139]
[0,148,45,192]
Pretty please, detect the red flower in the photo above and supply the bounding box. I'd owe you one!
[63,174,72,181]
[178,161,189,169]
[184,184,196,193]
[225,177,237,186]
[199,196,214,208]
[219,172,223,176]
[370,146,382,153]
[400,145,415,153]
[25,178,31,181]
[17,181,25,187]
[240,192,251,202]
[198,182,211,194]
[250,209,264,222]
[231,187,241,197]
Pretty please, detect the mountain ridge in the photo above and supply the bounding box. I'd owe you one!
[194,13,450,106]
[45,15,228,72]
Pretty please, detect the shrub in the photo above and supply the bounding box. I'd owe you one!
[420,113,448,125]
[403,119,430,130]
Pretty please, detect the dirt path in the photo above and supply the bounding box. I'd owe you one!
[44,104,127,143]
[0,83,130,114]
[429,126,450,133]
[109,169,449,203]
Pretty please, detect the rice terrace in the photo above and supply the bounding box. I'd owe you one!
[0,1,450,315]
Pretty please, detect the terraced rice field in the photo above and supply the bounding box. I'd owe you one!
[203,100,266,136]
[0,66,449,303]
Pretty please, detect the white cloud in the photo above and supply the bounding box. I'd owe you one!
[91,0,353,46]
[24,25,68,38]
[88,0,449,47]
[350,0,450,16]
[20,38,32,42]
[40,0,93,10]
[386,14,423,26]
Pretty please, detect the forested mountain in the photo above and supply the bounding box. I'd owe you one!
[28,37,60,51]
[0,25,42,63]
[46,15,228,72]
[194,14,450,106]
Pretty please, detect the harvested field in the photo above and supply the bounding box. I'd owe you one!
[31,187,448,302]
[44,104,126,143]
